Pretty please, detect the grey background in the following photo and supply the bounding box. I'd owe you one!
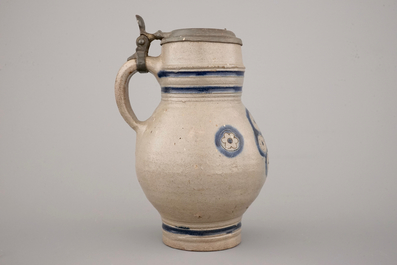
[1,0,396,264]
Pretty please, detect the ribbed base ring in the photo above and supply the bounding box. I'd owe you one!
[162,223,242,251]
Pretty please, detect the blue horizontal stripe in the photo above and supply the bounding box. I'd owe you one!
[162,223,241,236]
[162,86,242,93]
[158,70,244,78]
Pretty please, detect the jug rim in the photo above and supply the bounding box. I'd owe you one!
[161,28,242,46]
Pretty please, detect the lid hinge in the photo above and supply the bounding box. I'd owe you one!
[127,15,169,73]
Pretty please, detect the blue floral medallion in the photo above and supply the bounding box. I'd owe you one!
[215,125,244,158]
[246,109,269,175]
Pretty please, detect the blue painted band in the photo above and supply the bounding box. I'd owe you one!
[162,223,241,236]
[158,70,244,78]
[162,86,242,93]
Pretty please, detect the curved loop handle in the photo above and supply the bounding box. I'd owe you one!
[115,57,160,133]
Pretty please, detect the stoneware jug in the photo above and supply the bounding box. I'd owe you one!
[115,16,269,251]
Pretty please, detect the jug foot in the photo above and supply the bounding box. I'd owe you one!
[161,222,241,251]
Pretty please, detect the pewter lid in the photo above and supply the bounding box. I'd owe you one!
[161,28,243,46]
[128,15,244,73]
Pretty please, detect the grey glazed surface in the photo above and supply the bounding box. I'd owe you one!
[1,0,396,264]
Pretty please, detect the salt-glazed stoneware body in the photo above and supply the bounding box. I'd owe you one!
[115,16,269,251]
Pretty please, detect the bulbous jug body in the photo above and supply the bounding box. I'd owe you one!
[115,17,269,251]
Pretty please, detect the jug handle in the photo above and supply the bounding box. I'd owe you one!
[115,56,160,133]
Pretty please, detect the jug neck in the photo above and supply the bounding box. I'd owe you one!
[155,42,245,95]
[160,42,244,69]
